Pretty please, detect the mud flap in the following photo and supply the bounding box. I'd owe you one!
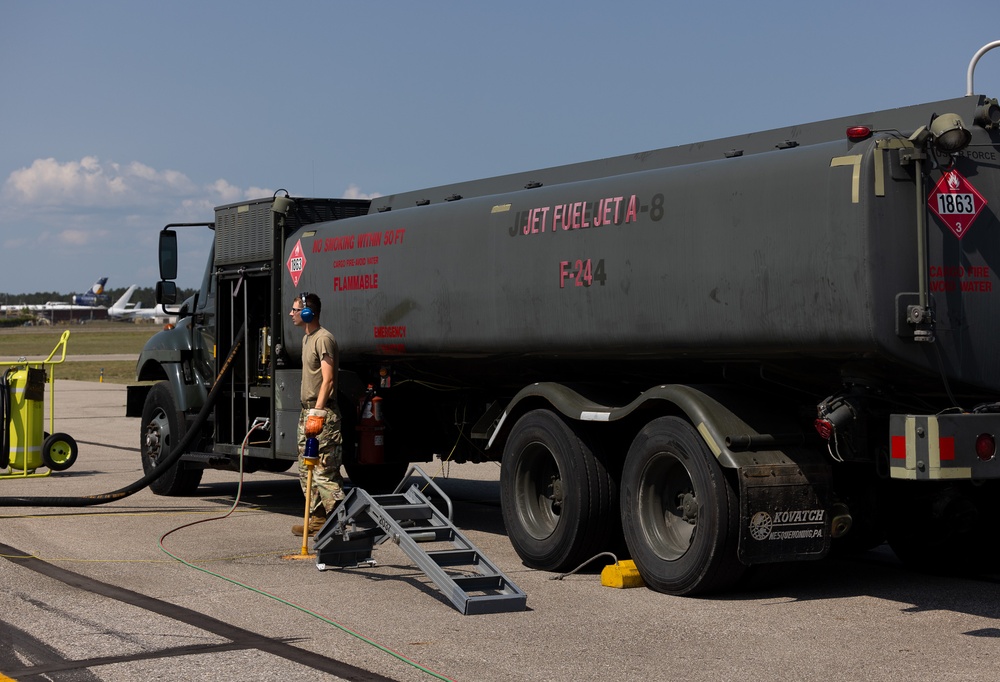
[737,463,831,564]
[125,384,152,418]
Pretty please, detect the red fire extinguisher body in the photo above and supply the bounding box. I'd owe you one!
[357,386,385,465]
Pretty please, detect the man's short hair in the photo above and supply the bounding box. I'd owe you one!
[300,292,322,318]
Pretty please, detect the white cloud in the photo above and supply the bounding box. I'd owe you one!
[206,178,246,205]
[0,156,380,292]
[0,157,245,291]
[2,156,199,207]
[343,183,382,200]
[61,228,111,246]
[245,186,272,199]
[2,156,375,211]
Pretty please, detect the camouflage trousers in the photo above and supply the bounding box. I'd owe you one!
[297,405,345,516]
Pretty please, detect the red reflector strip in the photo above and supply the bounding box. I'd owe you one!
[891,435,907,459]
[939,436,955,461]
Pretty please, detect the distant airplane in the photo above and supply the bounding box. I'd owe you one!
[71,277,110,306]
[108,284,176,324]
[107,285,139,319]
[0,301,107,313]
[0,276,110,313]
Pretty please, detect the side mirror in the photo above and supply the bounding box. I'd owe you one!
[159,229,178,280]
[156,280,178,305]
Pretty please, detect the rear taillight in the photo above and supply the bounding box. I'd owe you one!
[814,418,834,440]
[975,433,996,461]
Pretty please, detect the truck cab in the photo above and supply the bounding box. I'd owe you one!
[129,198,376,494]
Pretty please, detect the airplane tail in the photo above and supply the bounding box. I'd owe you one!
[109,285,139,317]
[71,276,110,305]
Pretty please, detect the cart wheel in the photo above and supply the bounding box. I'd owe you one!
[42,432,78,471]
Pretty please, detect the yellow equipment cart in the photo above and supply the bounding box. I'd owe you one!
[1,330,78,478]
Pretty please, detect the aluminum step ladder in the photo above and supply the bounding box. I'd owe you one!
[314,465,527,615]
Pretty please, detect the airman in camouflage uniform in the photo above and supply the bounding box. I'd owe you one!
[289,292,346,537]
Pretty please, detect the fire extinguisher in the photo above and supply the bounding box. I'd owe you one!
[356,384,385,465]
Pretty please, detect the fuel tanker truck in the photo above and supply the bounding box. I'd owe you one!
[130,43,1000,595]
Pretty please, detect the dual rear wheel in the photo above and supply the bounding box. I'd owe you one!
[620,416,744,594]
[500,410,618,571]
[501,410,743,595]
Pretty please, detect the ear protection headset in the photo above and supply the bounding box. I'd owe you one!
[298,292,315,323]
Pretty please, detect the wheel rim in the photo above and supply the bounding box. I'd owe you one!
[638,451,697,561]
[48,439,73,465]
[514,441,563,540]
[145,409,170,465]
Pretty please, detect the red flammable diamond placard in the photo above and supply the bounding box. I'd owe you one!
[927,169,987,240]
[286,239,306,287]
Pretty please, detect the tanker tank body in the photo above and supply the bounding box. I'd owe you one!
[293,139,930,373]
[268,46,1000,596]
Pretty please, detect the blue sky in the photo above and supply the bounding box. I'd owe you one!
[2,0,998,294]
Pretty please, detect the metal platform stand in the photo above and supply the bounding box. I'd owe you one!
[314,466,527,615]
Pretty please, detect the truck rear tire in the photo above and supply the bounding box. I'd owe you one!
[621,416,744,595]
[141,382,203,495]
[501,409,617,572]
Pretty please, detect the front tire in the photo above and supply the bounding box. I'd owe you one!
[500,409,618,572]
[140,382,202,495]
[621,417,744,595]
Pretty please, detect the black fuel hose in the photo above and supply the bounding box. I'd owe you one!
[1,368,12,470]
[0,323,246,507]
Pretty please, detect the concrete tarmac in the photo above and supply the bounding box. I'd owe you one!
[2,380,1000,681]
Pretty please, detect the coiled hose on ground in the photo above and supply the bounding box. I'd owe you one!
[0,323,245,508]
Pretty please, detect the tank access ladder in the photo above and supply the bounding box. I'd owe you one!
[313,466,527,615]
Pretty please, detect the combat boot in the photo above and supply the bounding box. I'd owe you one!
[291,512,327,537]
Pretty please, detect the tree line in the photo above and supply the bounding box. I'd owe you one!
[0,287,199,309]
